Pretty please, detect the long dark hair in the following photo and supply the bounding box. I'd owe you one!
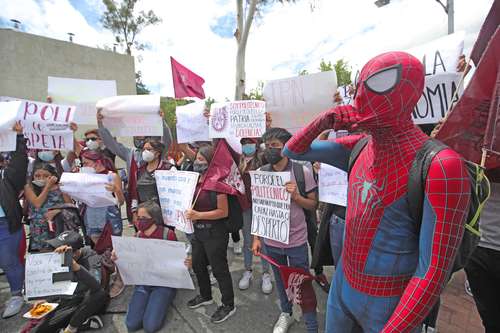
[137,200,164,226]
[31,162,59,195]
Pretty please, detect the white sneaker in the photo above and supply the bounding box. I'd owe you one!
[261,272,273,294]
[233,241,242,255]
[2,295,24,318]
[238,270,253,290]
[273,312,294,333]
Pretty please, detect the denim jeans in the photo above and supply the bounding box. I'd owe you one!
[0,218,24,294]
[266,243,318,333]
[329,214,345,266]
[242,209,269,273]
[126,285,177,333]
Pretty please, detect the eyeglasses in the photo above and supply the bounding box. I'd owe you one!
[86,137,99,141]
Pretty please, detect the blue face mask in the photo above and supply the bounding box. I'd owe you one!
[38,151,55,162]
[242,144,256,156]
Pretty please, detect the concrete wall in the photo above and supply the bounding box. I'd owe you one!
[0,28,135,100]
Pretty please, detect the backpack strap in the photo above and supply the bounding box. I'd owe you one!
[407,138,448,229]
[292,162,306,197]
[348,136,370,176]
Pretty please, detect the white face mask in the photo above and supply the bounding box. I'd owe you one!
[142,150,156,163]
[32,179,46,187]
[80,166,96,174]
[86,140,100,151]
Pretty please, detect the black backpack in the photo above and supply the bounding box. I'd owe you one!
[348,137,491,272]
[209,192,244,234]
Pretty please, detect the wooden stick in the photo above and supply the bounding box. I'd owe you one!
[480,148,488,168]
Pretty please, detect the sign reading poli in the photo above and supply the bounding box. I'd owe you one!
[263,71,337,133]
[25,252,77,299]
[176,101,209,144]
[155,170,199,234]
[59,172,116,208]
[48,77,117,126]
[250,171,291,244]
[112,236,195,290]
[318,164,348,207]
[209,100,266,139]
[97,95,162,137]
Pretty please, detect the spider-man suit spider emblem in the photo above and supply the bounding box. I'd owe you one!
[284,52,471,332]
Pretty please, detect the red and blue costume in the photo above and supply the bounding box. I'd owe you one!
[284,52,471,332]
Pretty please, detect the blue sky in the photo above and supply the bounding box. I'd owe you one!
[0,0,494,99]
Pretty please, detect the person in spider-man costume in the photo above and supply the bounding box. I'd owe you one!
[283,51,471,332]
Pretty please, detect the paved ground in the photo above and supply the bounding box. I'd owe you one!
[0,228,484,332]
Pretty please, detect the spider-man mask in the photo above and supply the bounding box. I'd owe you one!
[335,52,424,132]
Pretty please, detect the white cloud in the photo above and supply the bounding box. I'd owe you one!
[0,0,494,100]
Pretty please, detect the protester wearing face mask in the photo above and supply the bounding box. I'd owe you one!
[184,146,236,324]
[236,138,273,294]
[83,129,116,164]
[110,201,188,333]
[96,108,172,224]
[28,149,66,178]
[24,163,72,252]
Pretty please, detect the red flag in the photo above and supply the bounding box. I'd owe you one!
[171,57,206,99]
[436,28,500,168]
[470,0,500,66]
[260,254,317,313]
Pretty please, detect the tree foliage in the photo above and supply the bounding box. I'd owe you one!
[101,0,161,55]
[135,71,150,95]
[334,59,352,86]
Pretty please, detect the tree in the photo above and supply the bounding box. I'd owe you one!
[334,59,352,86]
[298,69,309,76]
[234,0,297,100]
[245,81,265,100]
[318,58,333,72]
[135,71,150,94]
[101,0,161,56]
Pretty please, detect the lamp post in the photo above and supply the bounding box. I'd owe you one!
[374,0,454,34]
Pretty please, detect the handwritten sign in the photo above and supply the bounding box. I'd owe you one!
[263,71,337,133]
[48,77,117,126]
[0,101,21,151]
[176,101,209,144]
[59,172,116,208]
[209,100,266,139]
[97,95,162,137]
[155,170,199,234]
[112,236,194,289]
[318,164,348,207]
[250,171,291,244]
[25,252,77,299]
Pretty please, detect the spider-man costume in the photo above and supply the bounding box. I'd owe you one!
[284,52,471,332]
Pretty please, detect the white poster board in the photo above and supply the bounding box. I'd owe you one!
[112,236,194,289]
[0,101,22,151]
[250,171,291,244]
[263,71,337,133]
[48,77,117,126]
[155,170,199,234]
[176,101,209,143]
[209,100,266,139]
[59,172,116,207]
[25,252,78,299]
[318,164,348,207]
[97,95,162,137]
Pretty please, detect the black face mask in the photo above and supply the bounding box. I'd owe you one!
[264,148,283,165]
[193,162,209,174]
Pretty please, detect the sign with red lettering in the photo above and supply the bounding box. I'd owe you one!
[250,171,291,244]
[209,100,266,139]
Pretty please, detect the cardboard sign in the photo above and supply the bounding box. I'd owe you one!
[176,101,209,144]
[0,101,21,151]
[318,164,348,207]
[155,170,199,234]
[59,172,116,208]
[48,77,117,126]
[97,95,162,137]
[112,236,195,289]
[25,252,77,299]
[250,171,291,244]
[263,71,337,133]
[209,100,266,139]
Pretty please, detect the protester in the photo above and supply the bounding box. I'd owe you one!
[237,137,273,294]
[82,129,116,164]
[253,127,319,333]
[24,163,72,252]
[28,231,109,333]
[0,122,28,319]
[185,145,236,324]
[113,201,183,333]
[465,168,500,333]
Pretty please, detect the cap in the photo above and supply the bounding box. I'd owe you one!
[46,231,84,250]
